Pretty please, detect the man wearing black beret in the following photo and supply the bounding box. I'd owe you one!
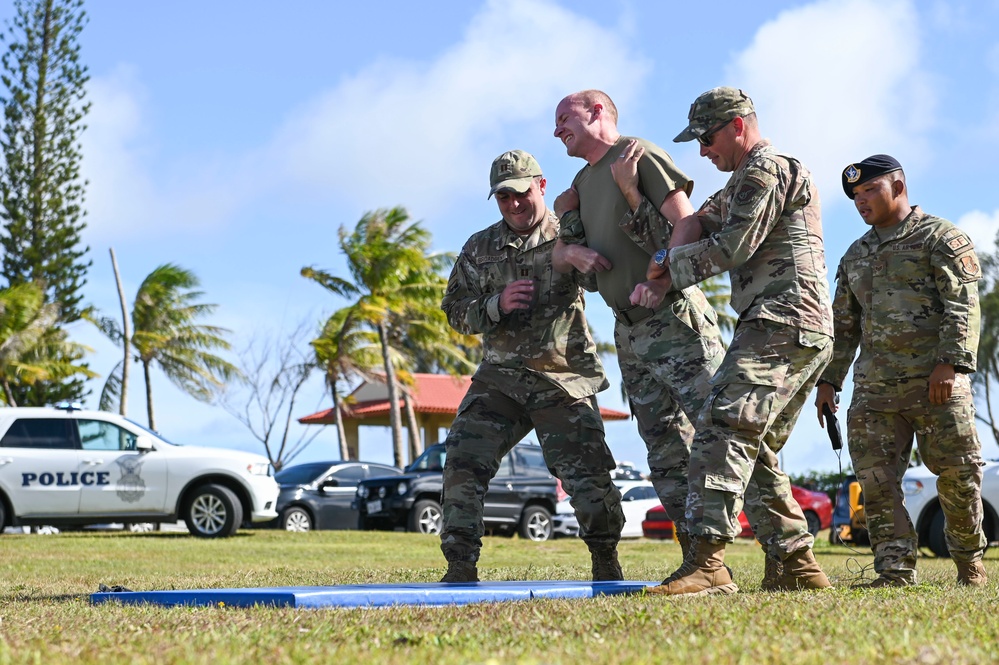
[816,155,988,588]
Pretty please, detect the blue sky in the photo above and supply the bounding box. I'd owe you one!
[5,0,999,474]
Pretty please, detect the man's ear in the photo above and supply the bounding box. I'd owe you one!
[538,177,547,195]
[591,103,602,120]
[731,116,745,136]
[891,178,905,198]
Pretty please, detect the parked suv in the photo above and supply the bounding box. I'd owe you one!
[0,405,279,537]
[354,442,558,541]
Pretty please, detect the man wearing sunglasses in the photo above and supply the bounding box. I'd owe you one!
[632,87,834,596]
[550,89,725,567]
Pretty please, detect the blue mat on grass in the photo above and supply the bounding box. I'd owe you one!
[90,580,659,608]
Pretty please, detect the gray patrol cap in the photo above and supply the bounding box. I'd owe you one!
[488,150,542,199]
[674,87,755,143]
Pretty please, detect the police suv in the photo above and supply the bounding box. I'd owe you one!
[0,405,279,538]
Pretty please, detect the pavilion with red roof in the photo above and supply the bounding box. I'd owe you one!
[298,373,630,462]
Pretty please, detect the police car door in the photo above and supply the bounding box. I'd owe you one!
[76,419,169,515]
[0,417,83,517]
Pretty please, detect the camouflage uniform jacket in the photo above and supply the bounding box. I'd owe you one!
[670,140,833,336]
[442,210,608,400]
[820,206,981,389]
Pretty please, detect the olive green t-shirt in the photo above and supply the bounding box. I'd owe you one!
[571,136,692,311]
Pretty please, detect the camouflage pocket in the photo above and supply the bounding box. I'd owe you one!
[709,382,779,437]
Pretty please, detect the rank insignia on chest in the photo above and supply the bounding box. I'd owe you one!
[519,267,531,278]
[872,262,885,275]
[960,255,981,278]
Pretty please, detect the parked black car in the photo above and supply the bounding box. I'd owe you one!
[354,442,559,541]
[273,461,402,531]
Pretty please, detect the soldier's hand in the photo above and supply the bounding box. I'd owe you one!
[647,255,669,281]
[499,279,535,314]
[553,187,580,217]
[929,363,956,404]
[815,383,837,427]
[629,279,669,309]
[610,140,644,211]
[564,244,612,273]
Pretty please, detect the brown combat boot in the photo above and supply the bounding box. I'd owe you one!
[760,553,783,591]
[852,574,911,589]
[646,538,738,597]
[956,561,988,587]
[590,545,624,581]
[767,549,831,591]
[440,561,478,583]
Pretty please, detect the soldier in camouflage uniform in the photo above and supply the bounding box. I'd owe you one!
[438,149,625,584]
[645,87,834,596]
[815,154,987,588]
[550,90,726,563]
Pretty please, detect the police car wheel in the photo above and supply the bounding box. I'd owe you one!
[409,499,442,535]
[519,505,553,541]
[281,507,312,532]
[0,500,6,532]
[184,484,243,538]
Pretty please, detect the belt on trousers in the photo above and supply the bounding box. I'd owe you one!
[612,290,684,326]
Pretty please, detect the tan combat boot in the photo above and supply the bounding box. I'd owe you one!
[956,561,988,587]
[760,553,783,592]
[590,545,624,581]
[852,574,911,589]
[767,548,831,591]
[646,538,738,596]
[440,560,478,583]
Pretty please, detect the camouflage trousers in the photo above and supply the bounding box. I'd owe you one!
[440,376,623,563]
[849,374,986,581]
[686,319,832,553]
[614,288,723,535]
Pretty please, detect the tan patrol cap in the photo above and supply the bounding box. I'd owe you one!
[488,150,542,199]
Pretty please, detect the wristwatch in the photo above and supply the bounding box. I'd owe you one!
[653,248,668,267]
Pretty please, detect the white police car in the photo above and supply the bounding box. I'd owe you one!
[0,405,279,538]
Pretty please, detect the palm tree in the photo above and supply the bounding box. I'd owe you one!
[0,281,93,405]
[96,264,239,430]
[302,207,461,467]
[701,273,736,335]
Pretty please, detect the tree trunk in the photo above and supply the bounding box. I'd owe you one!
[378,322,404,468]
[403,389,423,460]
[331,378,350,461]
[109,248,131,416]
[143,359,156,431]
[2,379,17,407]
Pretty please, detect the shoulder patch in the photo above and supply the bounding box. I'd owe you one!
[946,235,971,252]
[735,183,758,205]
[959,254,981,281]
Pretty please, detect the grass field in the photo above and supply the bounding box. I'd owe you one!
[0,528,996,664]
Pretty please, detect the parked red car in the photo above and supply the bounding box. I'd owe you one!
[642,485,832,539]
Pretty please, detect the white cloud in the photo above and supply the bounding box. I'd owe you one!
[724,0,935,209]
[957,208,999,254]
[270,0,649,215]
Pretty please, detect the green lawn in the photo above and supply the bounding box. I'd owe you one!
[0,528,996,664]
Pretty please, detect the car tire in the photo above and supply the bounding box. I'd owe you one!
[519,505,553,542]
[0,500,6,532]
[281,506,313,532]
[184,484,243,538]
[928,509,950,558]
[804,510,821,538]
[409,499,443,535]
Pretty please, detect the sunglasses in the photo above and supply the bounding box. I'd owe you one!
[696,119,733,147]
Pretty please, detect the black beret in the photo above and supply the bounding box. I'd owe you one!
[842,154,903,199]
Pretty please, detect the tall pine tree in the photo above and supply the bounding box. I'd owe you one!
[0,0,91,406]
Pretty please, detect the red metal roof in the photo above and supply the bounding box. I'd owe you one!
[298,373,630,424]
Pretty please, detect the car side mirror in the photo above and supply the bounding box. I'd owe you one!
[320,478,339,490]
[135,435,154,452]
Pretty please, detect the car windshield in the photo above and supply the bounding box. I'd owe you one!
[407,446,446,472]
[275,463,330,485]
[124,418,173,444]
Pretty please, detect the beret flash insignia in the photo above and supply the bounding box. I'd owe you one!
[844,165,860,183]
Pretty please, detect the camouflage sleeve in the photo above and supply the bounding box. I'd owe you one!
[820,261,862,388]
[618,195,674,252]
[557,210,587,246]
[696,192,725,235]
[931,229,981,372]
[670,163,784,289]
[440,250,501,335]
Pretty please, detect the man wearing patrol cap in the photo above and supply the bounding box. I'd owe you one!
[550,90,726,569]
[815,155,988,588]
[438,149,624,583]
[637,86,834,596]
